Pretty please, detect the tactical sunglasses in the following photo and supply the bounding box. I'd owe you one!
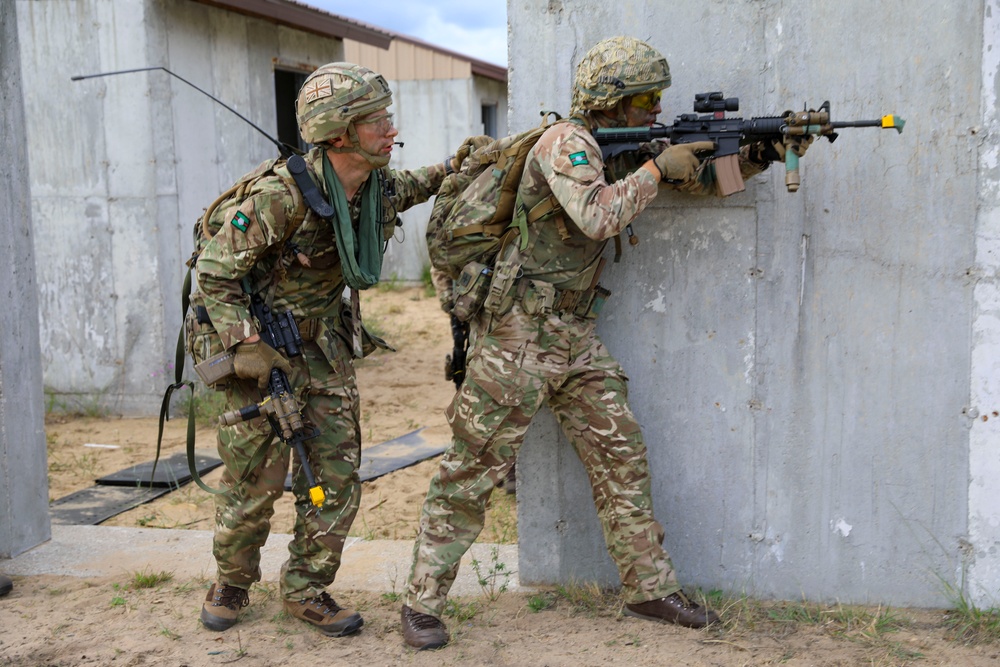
[629,90,662,111]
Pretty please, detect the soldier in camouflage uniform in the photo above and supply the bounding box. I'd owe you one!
[196,62,476,637]
[401,37,811,649]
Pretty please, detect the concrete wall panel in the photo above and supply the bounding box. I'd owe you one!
[513,0,989,607]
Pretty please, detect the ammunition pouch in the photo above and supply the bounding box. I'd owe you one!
[516,279,611,320]
[482,257,522,317]
[452,261,493,322]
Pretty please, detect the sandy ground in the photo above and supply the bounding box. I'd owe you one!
[3,287,999,665]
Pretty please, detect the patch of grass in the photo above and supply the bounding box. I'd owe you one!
[172,385,228,428]
[443,599,481,623]
[553,581,619,618]
[482,489,518,544]
[421,264,437,298]
[377,273,403,293]
[527,592,556,613]
[159,626,181,640]
[470,546,511,603]
[129,568,174,589]
[44,389,111,419]
[939,577,1000,644]
[110,595,126,607]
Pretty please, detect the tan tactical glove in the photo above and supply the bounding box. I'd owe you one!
[449,135,494,173]
[652,141,716,182]
[233,341,293,389]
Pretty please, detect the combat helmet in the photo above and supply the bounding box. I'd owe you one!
[296,62,394,166]
[571,36,671,115]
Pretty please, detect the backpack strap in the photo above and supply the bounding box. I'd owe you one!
[287,154,334,220]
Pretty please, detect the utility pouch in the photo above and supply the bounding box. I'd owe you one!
[193,348,237,388]
[574,285,612,320]
[452,261,493,322]
[521,280,557,317]
[483,257,521,316]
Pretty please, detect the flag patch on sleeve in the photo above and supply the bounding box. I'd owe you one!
[231,211,250,233]
[569,151,589,166]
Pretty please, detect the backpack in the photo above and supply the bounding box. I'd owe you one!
[183,157,308,375]
[426,114,571,281]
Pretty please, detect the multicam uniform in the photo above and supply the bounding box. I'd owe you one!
[197,146,445,602]
[405,120,766,615]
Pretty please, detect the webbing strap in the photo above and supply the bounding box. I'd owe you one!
[448,221,510,239]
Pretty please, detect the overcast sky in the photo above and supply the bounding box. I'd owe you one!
[300,1,508,67]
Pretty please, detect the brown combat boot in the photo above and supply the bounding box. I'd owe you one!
[284,591,363,637]
[401,604,449,650]
[0,574,13,598]
[200,583,249,631]
[623,591,720,629]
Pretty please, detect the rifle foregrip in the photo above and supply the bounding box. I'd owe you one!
[220,403,261,426]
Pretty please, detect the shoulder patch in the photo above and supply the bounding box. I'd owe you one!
[569,151,589,167]
[231,211,250,233]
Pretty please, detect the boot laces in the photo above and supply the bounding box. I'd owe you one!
[304,591,342,614]
[215,585,249,609]
[407,607,445,630]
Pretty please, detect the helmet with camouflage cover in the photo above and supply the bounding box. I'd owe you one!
[296,62,394,166]
[571,36,671,115]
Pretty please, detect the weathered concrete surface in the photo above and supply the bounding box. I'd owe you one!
[0,0,49,558]
[513,0,997,608]
[16,0,505,413]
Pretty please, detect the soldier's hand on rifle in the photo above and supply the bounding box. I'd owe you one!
[650,141,716,182]
[233,340,293,389]
[449,135,494,173]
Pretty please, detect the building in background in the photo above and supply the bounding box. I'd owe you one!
[15,0,506,415]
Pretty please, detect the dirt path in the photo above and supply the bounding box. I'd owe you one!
[5,287,998,665]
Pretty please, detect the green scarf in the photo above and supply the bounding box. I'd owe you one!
[322,154,385,290]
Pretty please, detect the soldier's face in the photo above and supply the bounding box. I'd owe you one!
[354,111,399,157]
[623,90,662,127]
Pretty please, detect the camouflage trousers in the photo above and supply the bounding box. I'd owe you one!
[405,304,680,617]
[212,330,361,602]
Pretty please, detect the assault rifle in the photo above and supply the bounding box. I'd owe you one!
[594,91,905,196]
[218,282,325,508]
[444,314,469,390]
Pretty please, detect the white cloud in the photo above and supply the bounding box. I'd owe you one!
[300,0,508,66]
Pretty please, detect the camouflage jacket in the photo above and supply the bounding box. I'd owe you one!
[514,121,766,291]
[197,146,446,349]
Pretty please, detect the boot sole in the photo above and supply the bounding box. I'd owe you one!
[315,614,364,637]
[200,607,239,632]
[623,606,716,629]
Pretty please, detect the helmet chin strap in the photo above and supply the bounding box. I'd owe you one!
[590,102,630,129]
[327,124,390,168]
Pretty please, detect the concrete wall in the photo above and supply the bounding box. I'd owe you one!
[18,0,340,414]
[17,0,506,413]
[513,0,998,608]
[1,0,50,558]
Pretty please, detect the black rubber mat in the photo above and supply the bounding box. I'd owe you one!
[50,485,172,525]
[95,451,222,489]
[49,451,223,526]
[284,428,447,491]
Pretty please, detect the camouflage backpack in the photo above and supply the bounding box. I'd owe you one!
[426,115,572,281]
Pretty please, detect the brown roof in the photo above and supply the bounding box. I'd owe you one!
[188,0,393,48]
[187,0,507,83]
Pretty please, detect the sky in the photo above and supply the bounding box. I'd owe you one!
[300,1,508,67]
